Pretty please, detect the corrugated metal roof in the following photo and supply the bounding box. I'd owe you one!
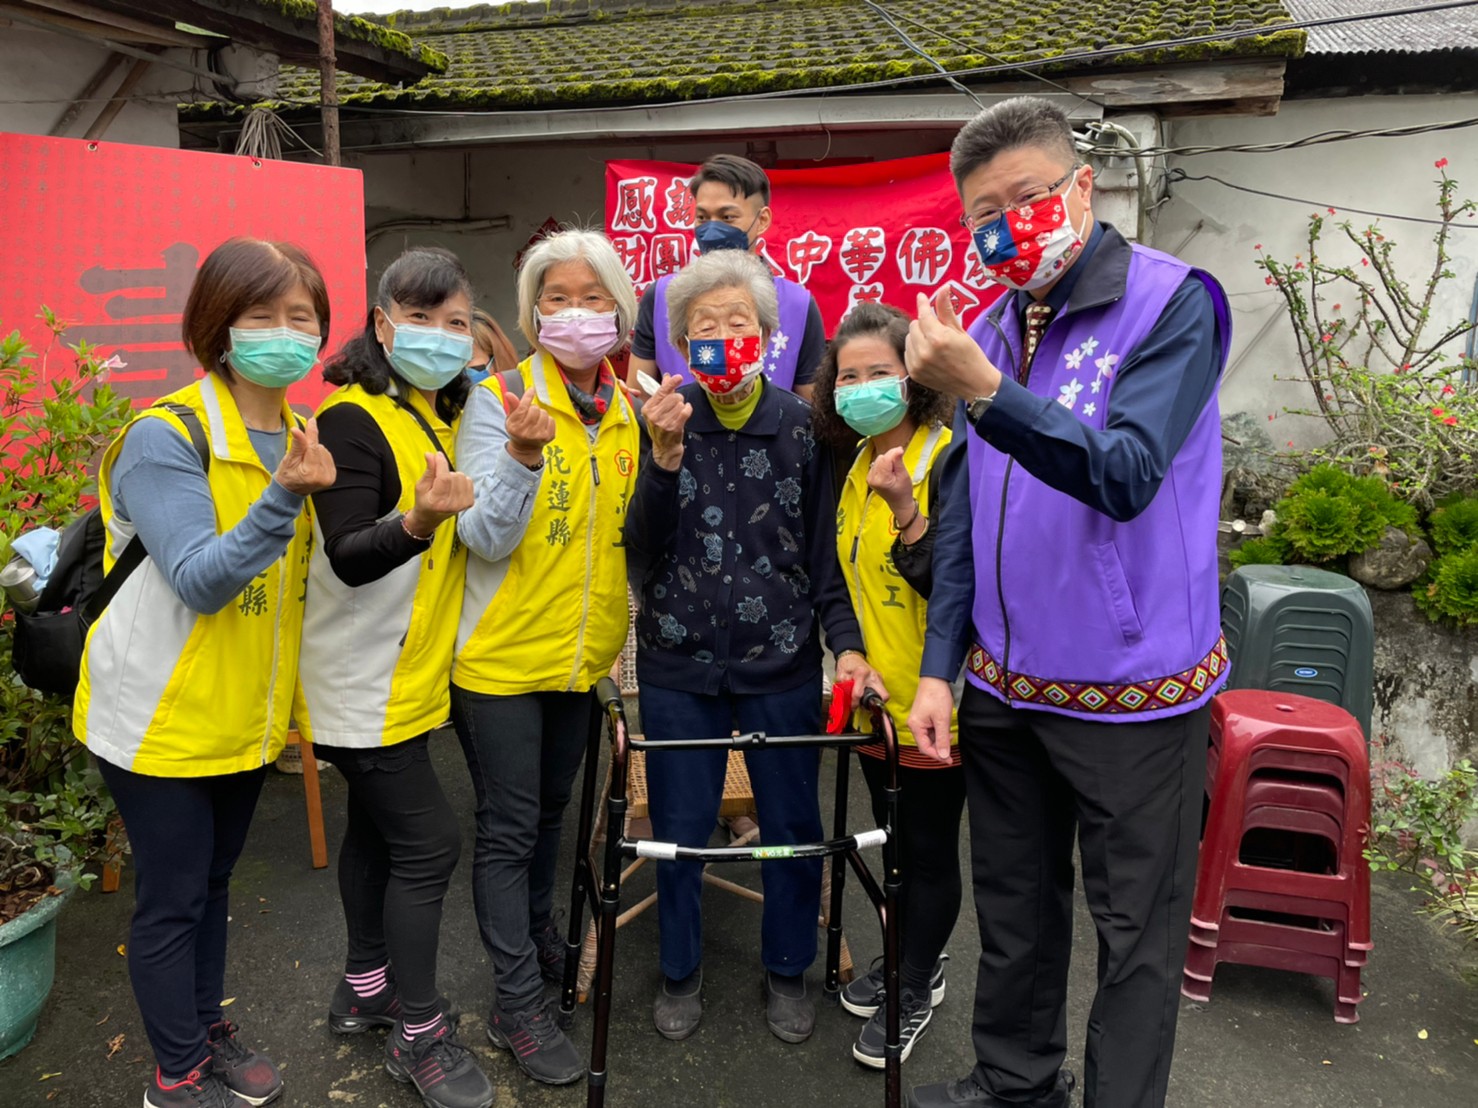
[1285,0,1478,54]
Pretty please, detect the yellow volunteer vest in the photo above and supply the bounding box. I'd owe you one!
[73,374,312,777]
[453,353,639,695]
[294,384,467,748]
[837,421,956,749]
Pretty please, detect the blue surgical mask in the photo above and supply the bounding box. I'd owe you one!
[835,376,908,437]
[225,326,320,387]
[382,320,473,390]
[694,219,753,254]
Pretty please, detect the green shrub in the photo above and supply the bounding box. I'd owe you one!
[1264,463,1422,566]
[1228,534,1289,569]
[1427,495,1478,557]
[1415,545,1478,628]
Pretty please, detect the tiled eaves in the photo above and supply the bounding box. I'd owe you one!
[183,0,1303,116]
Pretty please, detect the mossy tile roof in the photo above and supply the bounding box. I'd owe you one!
[209,0,1304,113]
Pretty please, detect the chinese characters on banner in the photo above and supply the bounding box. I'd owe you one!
[0,133,368,413]
[605,153,1004,334]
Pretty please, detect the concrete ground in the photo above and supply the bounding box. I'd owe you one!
[4,732,1476,1108]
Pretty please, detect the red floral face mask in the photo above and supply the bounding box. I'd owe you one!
[687,334,765,395]
[970,187,1087,292]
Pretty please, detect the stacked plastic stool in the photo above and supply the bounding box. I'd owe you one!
[1183,688,1372,1023]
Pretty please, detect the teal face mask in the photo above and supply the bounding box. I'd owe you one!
[835,375,908,437]
[225,326,320,387]
[382,320,473,391]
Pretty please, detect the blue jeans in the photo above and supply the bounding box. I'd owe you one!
[640,676,823,981]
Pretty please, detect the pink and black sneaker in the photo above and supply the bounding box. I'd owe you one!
[384,1017,494,1108]
[329,968,459,1034]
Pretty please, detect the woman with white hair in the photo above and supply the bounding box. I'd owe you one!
[626,249,886,1045]
[450,228,640,1087]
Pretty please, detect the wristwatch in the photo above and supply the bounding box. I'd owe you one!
[965,392,996,424]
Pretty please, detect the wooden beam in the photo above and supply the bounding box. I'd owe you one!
[0,1,178,44]
[316,0,339,166]
[96,0,435,84]
[1054,60,1287,112]
[20,0,212,46]
[83,54,151,140]
[48,48,125,135]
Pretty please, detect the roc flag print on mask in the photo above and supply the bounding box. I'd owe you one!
[688,335,764,395]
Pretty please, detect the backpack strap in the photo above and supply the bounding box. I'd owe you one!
[396,394,455,470]
[83,403,211,622]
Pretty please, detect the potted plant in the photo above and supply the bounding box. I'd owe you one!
[0,309,132,1058]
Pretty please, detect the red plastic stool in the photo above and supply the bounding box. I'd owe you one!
[1185,690,1372,1021]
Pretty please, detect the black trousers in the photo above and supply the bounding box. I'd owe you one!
[959,684,1209,1108]
[98,760,266,1077]
[858,754,966,990]
[316,733,462,1023]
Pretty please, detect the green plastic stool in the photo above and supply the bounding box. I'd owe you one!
[1220,565,1374,738]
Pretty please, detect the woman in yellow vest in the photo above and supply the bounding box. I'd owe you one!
[294,247,493,1108]
[451,228,639,1087]
[810,302,963,1071]
[73,237,335,1108]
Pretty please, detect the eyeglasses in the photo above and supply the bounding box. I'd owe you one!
[539,293,616,312]
[960,166,1079,232]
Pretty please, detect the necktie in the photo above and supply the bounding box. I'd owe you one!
[1019,302,1055,385]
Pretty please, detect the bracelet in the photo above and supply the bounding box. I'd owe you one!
[400,512,434,543]
[836,649,867,665]
[894,500,922,533]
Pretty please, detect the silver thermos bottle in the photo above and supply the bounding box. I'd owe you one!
[0,555,41,613]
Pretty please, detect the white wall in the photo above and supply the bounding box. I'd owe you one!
[0,29,184,148]
[1153,94,1478,443]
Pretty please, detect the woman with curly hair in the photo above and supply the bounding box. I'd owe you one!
[812,301,963,1072]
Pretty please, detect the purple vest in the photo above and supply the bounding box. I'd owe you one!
[652,272,813,390]
[964,245,1230,722]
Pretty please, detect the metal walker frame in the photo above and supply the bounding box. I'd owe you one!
[556,676,904,1108]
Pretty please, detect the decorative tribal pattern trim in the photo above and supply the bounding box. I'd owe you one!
[966,635,1228,715]
[857,741,963,769]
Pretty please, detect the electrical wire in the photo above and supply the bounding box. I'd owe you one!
[873,2,1106,108]
[859,0,985,108]
[1085,115,1478,159]
[1166,168,1478,228]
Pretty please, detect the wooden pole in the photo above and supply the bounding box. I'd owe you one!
[315,0,340,166]
[82,56,152,142]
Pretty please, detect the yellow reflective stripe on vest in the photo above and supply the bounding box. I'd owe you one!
[73,374,311,777]
[454,354,639,695]
[837,421,956,748]
[294,384,467,747]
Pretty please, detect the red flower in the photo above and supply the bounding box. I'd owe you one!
[1287,441,1295,448]
[1436,157,1449,169]
[1432,407,1445,417]
[1360,258,1370,267]
[1444,416,1458,426]
[1397,363,1411,374]
[1332,304,1341,311]
[1267,413,1276,421]
[1294,261,1305,270]
[1265,275,1275,286]
[1321,333,1334,343]
[1327,207,1336,215]
[1442,384,1456,395]
[1254,243,1263,250]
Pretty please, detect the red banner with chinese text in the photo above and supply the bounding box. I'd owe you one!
[0,133,366,413]
[604,153,1004,334]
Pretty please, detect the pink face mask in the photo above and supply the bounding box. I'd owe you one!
[537,309,619,370]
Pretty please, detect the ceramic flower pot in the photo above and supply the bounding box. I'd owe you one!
[0,874,75,1060]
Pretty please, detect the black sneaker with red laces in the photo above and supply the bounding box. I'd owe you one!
[384,1019,494,1108]
[205,1022,282,1106]
[144,1055,250,1108]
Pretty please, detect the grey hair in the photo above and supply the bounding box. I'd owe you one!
[949,96,1078,187]
[664,250,779,351]
[516,228,638,351]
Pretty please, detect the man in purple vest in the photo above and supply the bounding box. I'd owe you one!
[903,98,1230,1108]
[626,153,826,400]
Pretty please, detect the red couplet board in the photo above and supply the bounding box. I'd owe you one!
[0,132,366,413]
[605,152,1004,334]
